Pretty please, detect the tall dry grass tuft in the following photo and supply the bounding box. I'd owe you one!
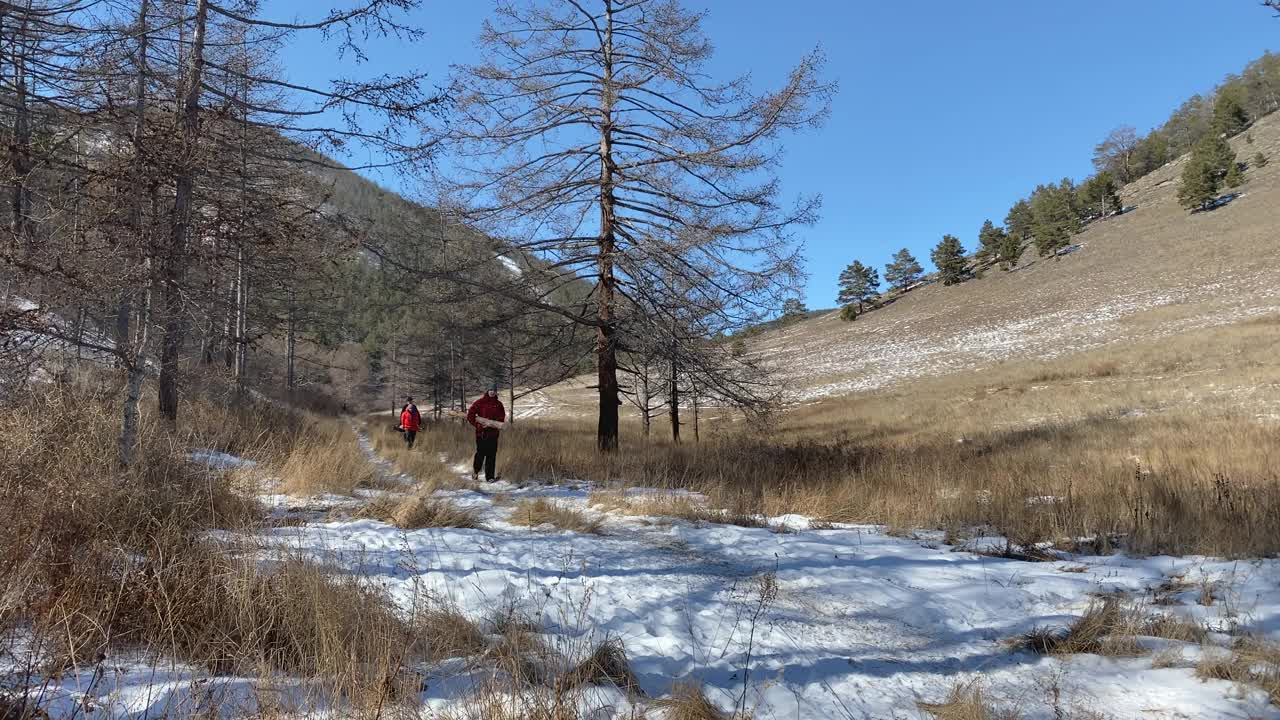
[278,420,376,496]
[510,498,602,534]
[1196,637,1280,704]
[652,682,735,720]
[355,493,484,530]
[919,681,1020,720]
[1018,598,1205,657]
[561,638,644,697]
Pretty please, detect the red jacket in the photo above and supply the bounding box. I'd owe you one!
[399,404,421,432]
[466,394,506,438]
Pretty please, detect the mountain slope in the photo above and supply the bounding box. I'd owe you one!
[750,113,1280,404]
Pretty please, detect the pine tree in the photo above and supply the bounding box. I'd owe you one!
[1030,180,1082,257]
[1177,155,1219,211]
[1079,173,1122,219]
[1005,199,1034,243]
[884,248,924,291]
[930,235,967,286]
[782,298,809,317]
[976,220,1005,261]
[1225,161,1245,189]
[1198,133,1237,173]
[996,231,1024,271]
[1212,92,1250,137]
[1178,134,1237,210]
[836,260,880,315]
[1256,152,1270,168]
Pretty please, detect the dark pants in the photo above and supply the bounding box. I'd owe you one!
[473,435,498,480]
[403,430,417,449]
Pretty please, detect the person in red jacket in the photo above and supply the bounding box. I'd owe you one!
[466,383,506,481]
[399,396,422,449]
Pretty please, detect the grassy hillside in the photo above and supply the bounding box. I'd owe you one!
[749,112,1280,404]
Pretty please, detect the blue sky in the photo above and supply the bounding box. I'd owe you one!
[277,1,1277,309]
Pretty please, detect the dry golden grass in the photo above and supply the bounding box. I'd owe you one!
[459,309,1280,558]
[413,607,488,661]
[1019,598,1206,657]
[561,639,644,696]
[278,420,377,496]
[0,377,458,714]
[367,422,471,490]
[919,681,1020,720]
[652,682,736,720]
[589,490,765,528]
[509,498,603,534]
[1196,637,1280,704]
[355,493,484,530]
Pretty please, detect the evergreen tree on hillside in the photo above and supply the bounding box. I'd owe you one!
[930,235,967,286]
[1178,134,1237,211]
[884,248,924,291]
[1225,160,1245,189]
[976,219,1005,261]
[1079,173,1122,219]
[1198,132,1237,173]
[1178,155,1219,211]
[996,231,1024,271]
[1030,180,1082,257]
[836,261,881,317]
[1256,151,1270,168]
[782,298,809,317]
[1212,91,1250,137]
[1005,199,1034,243]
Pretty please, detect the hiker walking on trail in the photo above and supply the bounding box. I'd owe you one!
[467,384,506,482]
[399,396,422,449]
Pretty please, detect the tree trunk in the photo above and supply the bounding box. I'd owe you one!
[508,343,515,425]
[285,290,296,390]
[118,0,153,466]
[73,307,86,361]
[595,0,620,452]
[9,4,32,242]
[692,378,700,443]
[233,241,247,384]
[670,357,681,445]
[158,0,209,424]
[119,280,151,466]
[639,361,651,439]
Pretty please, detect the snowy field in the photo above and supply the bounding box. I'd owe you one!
[15,433,1280,719]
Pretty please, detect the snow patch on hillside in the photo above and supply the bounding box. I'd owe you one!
[498,255,522,275]
[758,273,1280,404]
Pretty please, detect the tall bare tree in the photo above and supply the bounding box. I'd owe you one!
[445,0,832,451]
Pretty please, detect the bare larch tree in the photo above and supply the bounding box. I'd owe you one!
[445,0,832,451]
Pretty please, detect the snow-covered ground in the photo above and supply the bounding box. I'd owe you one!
[16,436,1280,718]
